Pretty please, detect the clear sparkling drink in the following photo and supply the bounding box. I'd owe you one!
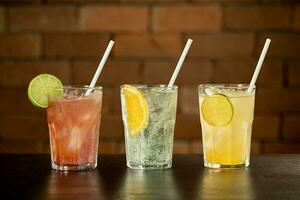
[198,84,255,169]
[47,86,102,171]
[121,85,178,169]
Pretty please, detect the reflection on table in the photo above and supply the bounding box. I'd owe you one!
[199,168,254,200]
[46,170,102,199]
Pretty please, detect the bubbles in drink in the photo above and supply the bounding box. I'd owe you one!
[122,86,177,169]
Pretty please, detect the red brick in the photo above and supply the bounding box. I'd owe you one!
[174,140,191,154]
[256,60,284,87]
[104,87,122,114]
[1,0,41,3]
[0,61,71,87]
[100,87,118,115]
[0,113,48,140]
[115,35,180,59]
[288,62,300,86]
[100,115,123,139]
[256,88,300,112]
[251,141,262,155]
[43,33,110,58]
[0,88,43,113]
[191,0,255,2]
[0,34,40,58]
[72,60,141,85]
[144,60,213,85]
[283,115,300,139]
[264,142,300,154]
[283,89,300,112]
[214,60,283,87]
[224,6,290,30]
[0,140,47,154]
[153,6,221,32]
[258,33,300,58]
[252,115,279,140]
[43,143,51,153]
[80,6,148,32]
[47,0,168,2]
[188,33,254,58]
[191,141,202,154]
[263,0,298,2]
[46,0,115,2]
[118,142,125,154]
[255,89,280,113]
[121,0,183,2]
[99,140,118,154]
[115,34,181,58]
[0,8,5,32]
[9,6,78,31]
[294,6,300,30]
[179,86,199,116]
[175,115,201,139]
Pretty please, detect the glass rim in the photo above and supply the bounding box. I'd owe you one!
[49,85,103,90]
[120,84,178,89]
[198,84,256,89]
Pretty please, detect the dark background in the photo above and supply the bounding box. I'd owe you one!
[0,0,299,154]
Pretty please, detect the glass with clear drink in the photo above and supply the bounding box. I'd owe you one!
[198,84,255,169]
[121,85,177,169]
[47,86,102,171]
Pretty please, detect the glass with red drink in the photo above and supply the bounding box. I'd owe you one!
[47,86,102,171]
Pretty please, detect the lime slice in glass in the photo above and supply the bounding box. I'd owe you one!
[201,94,233,126]
[27,74,63,108]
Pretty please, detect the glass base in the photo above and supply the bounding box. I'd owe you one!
[51,162,97,171]
[127,162,172,170]
[204,161,249,169]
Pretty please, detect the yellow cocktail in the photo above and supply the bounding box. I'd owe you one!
[198,84,255,168]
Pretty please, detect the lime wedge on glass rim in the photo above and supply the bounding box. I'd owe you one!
[201,94,233,126]
[27,74,63,108]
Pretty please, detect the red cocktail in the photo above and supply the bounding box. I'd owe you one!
[47,86,102,171]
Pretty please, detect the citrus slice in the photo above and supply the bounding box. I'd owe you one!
[27,74,63,108]
[122,85,149,136]
[201,94,233,126]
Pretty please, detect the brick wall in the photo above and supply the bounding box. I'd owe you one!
[0,0,299,155]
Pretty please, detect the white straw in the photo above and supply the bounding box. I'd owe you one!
[247,38,271,93]
[168,39,193,87]
[85,40,114,96]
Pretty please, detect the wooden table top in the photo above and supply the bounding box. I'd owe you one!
[0,154,299,200]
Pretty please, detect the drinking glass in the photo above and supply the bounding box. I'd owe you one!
[198,84,255,168]
[121,85,178,169]
[47,86,102,171]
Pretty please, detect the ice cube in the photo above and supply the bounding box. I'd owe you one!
[205,88,221,95]
[82,113,93,121]
[68,126,83,150]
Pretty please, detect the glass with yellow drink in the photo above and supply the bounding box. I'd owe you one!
[198,84,255,169]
